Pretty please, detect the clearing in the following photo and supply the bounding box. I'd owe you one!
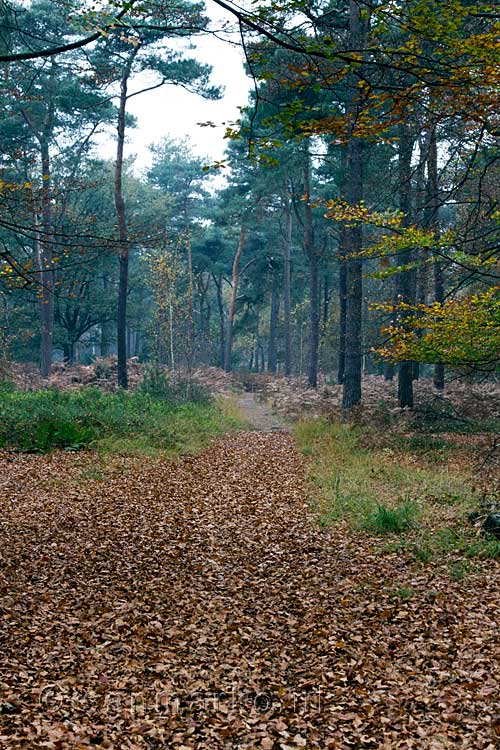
[0,414,499,749]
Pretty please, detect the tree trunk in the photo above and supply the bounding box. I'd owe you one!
[100,274,113,357]
[24,65,55,378]
[224,228,245,372]
[267,271,280,373]
[427,126,445,390]
[337,226,347,385]
[184,203,195,371]
[342,1,365,409]
[39,139,54,377]
[308,252,319,388]
[413,135,430,380]
[303,148,319,389]
[384,360,395,381]
[258,341,265,372]
[383,280,399,382]
[115,49,138,389]
[169,297,175,370]
[197,274,210,363]
[62,341,74,365]
[283,192,293,378]
[397,122,416,408]
[322,271,329,327]
[213,273,225,368]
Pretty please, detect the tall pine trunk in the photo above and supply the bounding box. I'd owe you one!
[115,49,138,389]
[197,274,211,363]
[224,228,245,372]
[213,273,226,368]
[342,0,365,409]
[337,248,347,384]
[24,63,56,377]
[39,139,54,377]
[413,133,430,380]
[267,271,280,373]
[342,180,363,408]
[184,202,195,372]
[283,192,293,378]
[427,126,445,390]
[337,147,348,385]
[303,147,319,388]
[397,122,416,408]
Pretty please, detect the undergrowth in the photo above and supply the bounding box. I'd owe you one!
[0,384,243,455]
[296,419,473,527]
[295,418,499,567]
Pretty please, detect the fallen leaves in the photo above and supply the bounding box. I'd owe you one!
[0,433,499,748]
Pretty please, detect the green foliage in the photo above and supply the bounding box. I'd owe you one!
[449,561,471,582]
[139,367,211,405]
[364,501,419,535]
[0,386,240,454]
[375,289,500,374]
[403,434,451,455]
[296,418,472,529]
[411,541,434,564]
[433,528,500,560]
[401,527,500,565]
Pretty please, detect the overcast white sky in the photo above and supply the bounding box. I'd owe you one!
[96,5,252,173]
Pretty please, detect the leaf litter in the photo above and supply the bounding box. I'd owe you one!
[0,432,499,749]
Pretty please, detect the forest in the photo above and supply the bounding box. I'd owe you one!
[0,1,499,749]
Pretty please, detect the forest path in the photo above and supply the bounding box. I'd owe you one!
[236,390,290,432]
[0,432,498,748]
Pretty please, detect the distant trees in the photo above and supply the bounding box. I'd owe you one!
[0,0,498,399]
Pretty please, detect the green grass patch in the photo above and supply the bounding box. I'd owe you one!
[295,418,475,533]
[390,528,500,572]
[364,501,419,534]
[0,385,243,455]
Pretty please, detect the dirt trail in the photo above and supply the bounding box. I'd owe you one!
[236,391,290,432]
[0,433,499,749]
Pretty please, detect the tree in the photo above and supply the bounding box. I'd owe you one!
[341,0,366,409]
[0,0,115,374]
[92,2,219,387]
[148,137,212,368]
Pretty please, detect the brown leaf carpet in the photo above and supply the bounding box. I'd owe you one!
[0,433,499,749]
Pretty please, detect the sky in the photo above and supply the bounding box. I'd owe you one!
[96,5,252,173]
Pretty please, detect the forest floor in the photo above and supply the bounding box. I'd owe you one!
[1,399,499,749]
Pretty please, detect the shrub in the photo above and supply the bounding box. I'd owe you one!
[0,385,233,454]
[140,367,211,405]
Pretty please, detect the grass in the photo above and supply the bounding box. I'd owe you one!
[295,418,500,571]
[295,419,474,530]
[404,529,500,564]
[364,501,419,534]
[0,383,244,456]
[396,434,453,463]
